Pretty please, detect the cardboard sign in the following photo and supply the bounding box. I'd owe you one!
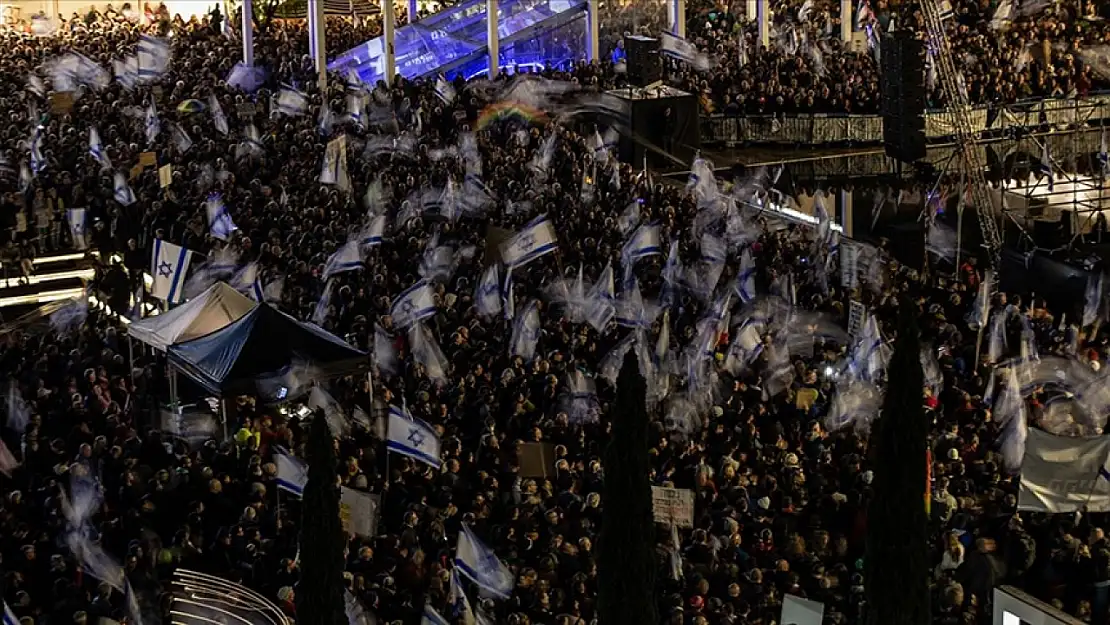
[651,486,694,527]
[518,442,556,478]
[151,85,164,103]
[339,487,380,537]
[795,388,819,411]
[847,300,866,342]
[139,151,157,167]
[159,164,173,188]
[129,163,144,180]
[50,91,75,114]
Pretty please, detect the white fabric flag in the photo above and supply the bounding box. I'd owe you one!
[1017,428,1110,513]
[274,448,308,496]
[150,239,191,303]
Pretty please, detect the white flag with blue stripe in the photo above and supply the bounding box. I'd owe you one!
[387,405,442,469]
[209,94,229,136]
[500,214,558,268]
[736,248,757,302]
[390,280,437,330]
[276,86,310,116]
[622,223,662,262]
[449,569,475,624]
[5,598,20,625]
[475,264,502,318]
[274,448,307,496]
[137,35,170,80]
[67,208,88,251]
[362,215,387,246]
[510,300,542,360]
[150,239,191,303]
[231,262,265,302]
[455,524,514,599]
[421,603,450,625]
[144,98,161,144]
[114,172,136,206]
[324,240,365,279]
[206,193,238,240]
[88,126,110,169]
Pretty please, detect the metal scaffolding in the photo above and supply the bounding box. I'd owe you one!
[919,0,1004,270]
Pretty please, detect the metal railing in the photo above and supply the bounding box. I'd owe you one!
[701,94,1110,146]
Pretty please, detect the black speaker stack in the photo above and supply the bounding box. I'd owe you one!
[625,36,662,87]
[880,31,927,163]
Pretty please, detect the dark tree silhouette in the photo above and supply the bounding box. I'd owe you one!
[295,411,347,625]
[598,351,658,625]
[865,302,930,625]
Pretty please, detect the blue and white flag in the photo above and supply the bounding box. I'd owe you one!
[421,603,450,625]
[621,223,662,286]
[313,280,334,326]
[4,599,19,625]
[144,98,161,145]
[618,201,641,237]
[276,86,310,116]
[66,208,88,251]
[1101,129,1109,177]
[409,323,449,386]
[510,301,542,360]
[449,569,475,624]
[586,262,616,333]
[231,262,265,301]
[455,524,514,599]
[324,240,365,279]
[150,239,191,303]
[736,249,757,302]
[390,280,437,330]
[500,214,558,268]
[113,56,139,90]
[114,172,136,205]
[88,127,110,168]
[206,194,238,240]
[386,405,442,469]
[434,77,456,104]
[29,125,46,174]
[209,94,229,136]
[362,215,387,246]
[274,448,308,496]
[475,264,502,318]
[502,271,515,321]
[1084,273,1105,328]
[137,35,170,80]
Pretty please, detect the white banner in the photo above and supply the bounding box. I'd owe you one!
[1018,428,1110,513]
[339,487,381,537]
[651,486,694,527]
[840,241,859,289]
[847,300,866,342]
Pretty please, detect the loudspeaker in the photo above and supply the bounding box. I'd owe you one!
[625,36,662,87]
[881,31,926,163]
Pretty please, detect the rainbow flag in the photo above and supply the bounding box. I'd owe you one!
[476,101,547,130]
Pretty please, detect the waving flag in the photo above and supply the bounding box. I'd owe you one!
[455,524,514,599]
[500,214,558,268]
[209,94,229,135]
[324,240,365,279]
[510,301,542,360]
[276,87,310,116]
[475,264,502,318]
[422,603,450,625]
[362,215,387,246]
[137,35,170,80]
[88,127,111,168]
[150,239,192,303]
[231,262,264,301]
[206,194,237,240]
[274,448,308,496]
[736,249,757,302]
[390,280,437,329]
[621,223,662,285]
[386,405,442,469]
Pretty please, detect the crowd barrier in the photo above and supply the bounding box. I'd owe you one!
[701,95,1110,146]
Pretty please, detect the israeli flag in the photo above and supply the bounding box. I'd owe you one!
[206,194,238,240]
[5,599,20,625]
[276,87,310,116]
[502,271,515,321]
[29,126,45,174]
[113,56,139,90]
[449,569,475,624]
[172,123,193,153]
[66,208,88,251]
[434,77,456,104]
[137,35,170,80]
[386,405,442,469]
[362,215,387,246]
[274,448,307,497]
[510,301,542,360]
[736,249,757,302]
[500,214,558,268]
[586,262,616,333]
[421,603,450,625]
[455,524,514,599]
[150,239,192,303]
[390,280,437,330]
[324,240,365,279]
[114,172,136,206]
[1100,129,1109,176]
[231,262,265,302]
[88,127,110,168]
[1084,273,1104,328]
[475,264,502,318]
[209,95,229,136]
[144,98,160,145]
[622,223,662,262]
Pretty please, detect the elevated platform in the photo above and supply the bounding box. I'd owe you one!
[328,0,588,85]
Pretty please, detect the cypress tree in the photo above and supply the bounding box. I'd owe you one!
[296,411,347,625]
[865,301,930,625]
[598,352,658,625]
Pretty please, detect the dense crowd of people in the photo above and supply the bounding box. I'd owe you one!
[1,4,1110,625]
